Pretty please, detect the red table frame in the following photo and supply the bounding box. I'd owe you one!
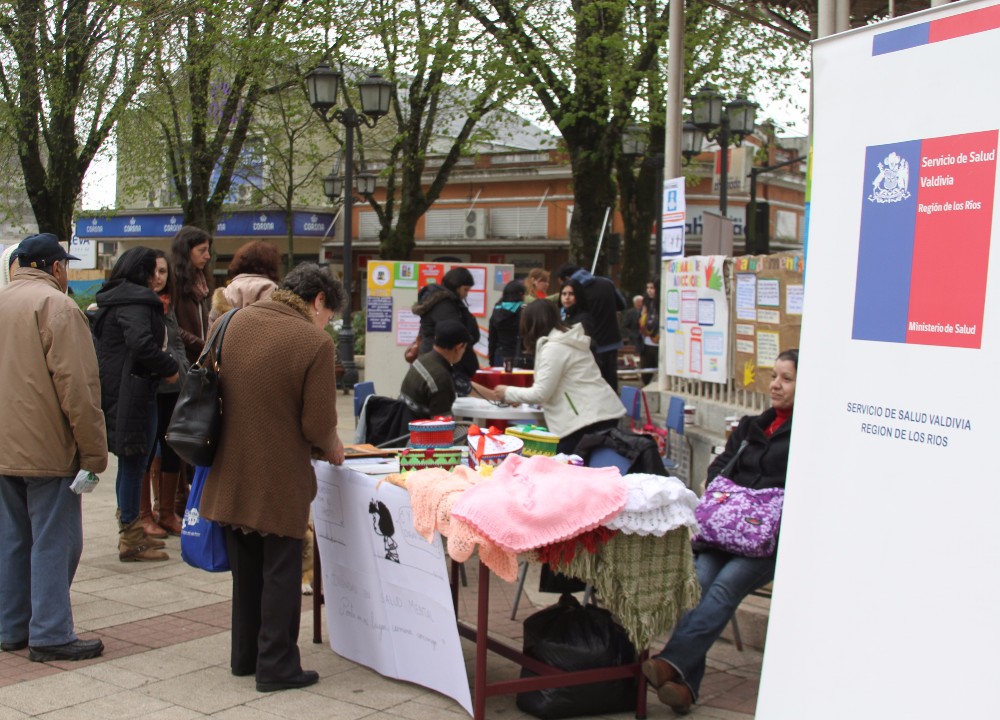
[312,539,647,720]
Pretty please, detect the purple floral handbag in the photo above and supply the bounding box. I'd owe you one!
[692,476,784,558]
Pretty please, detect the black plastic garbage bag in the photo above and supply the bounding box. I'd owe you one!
[516,593,637,719]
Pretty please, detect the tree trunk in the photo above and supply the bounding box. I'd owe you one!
[567,147,617,275]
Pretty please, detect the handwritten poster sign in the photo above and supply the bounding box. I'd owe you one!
[661,255,729,384]
[731,252,804,391]
[312,464,472,715]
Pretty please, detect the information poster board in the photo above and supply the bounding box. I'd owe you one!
[660,255,729,384]
[731,252,804,393]
[364,261,514,399]
[757,3,1000,718]
[312,463,472,715]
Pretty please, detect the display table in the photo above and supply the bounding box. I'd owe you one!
[452,396,545,425]
[311,464,652,720]
[472,368,534,390]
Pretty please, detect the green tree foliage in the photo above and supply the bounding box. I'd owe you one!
[232,63,333,272]
[333,0,525,260]
[460,0,806,279]
[121,0,303,232]
[0,0,169,240]
[616,0,807,296]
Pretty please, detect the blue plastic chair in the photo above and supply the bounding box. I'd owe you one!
[620,386,643,423]
[663,395,691,473]
[353,381,375,420]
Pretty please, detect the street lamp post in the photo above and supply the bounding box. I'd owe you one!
[686,85,758,217]
[306,63,393,391]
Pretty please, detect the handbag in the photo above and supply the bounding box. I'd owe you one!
[629,390,668,458]
[165,309,238,466]
[180,465,230,572]
[691,440,785,557]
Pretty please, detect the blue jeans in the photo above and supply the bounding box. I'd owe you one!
[0,475,83,646]
[656,549,776,701]
[115,395,158,525]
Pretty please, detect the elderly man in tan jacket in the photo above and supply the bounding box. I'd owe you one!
[0,234,109,663]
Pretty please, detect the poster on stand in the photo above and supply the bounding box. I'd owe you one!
[661,255,728,383]
[757,3,1000,719]
[312,463,472,715]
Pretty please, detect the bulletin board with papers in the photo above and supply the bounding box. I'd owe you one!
[731,252,804,393]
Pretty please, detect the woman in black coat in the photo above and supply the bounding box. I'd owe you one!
[642,349,797,714]
[487,280,525,367]
[412,267,481,394]
[94,247,179,562]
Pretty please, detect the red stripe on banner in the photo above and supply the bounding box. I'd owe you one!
[906,130,997,349]
[929,4,1000,43]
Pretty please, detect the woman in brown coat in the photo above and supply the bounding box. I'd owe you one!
[200,262,345,693]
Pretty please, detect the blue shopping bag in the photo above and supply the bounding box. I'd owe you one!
[180,465,230,572]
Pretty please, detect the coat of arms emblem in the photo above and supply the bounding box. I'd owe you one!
[868,151,910,204]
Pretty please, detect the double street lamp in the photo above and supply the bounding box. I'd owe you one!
[682,85,758,216]
[305,63,394,389]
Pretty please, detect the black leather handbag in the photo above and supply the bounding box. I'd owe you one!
[165,309,238,466]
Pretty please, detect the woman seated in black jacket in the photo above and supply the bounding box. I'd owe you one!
[642,348,798,715]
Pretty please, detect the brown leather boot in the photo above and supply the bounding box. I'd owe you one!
[140,469,167,539]
[174,465,189,518]
[119,518,169,562]
[156,471,184,536]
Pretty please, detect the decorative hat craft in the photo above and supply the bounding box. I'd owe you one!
[397,446,468,472]
[504,425,559,456]
[603,473,701,536]
[451,453,628,553]
[467,425,523,468]
[408,417,456,448]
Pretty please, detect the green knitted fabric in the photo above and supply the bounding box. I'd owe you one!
[552,528,701,650]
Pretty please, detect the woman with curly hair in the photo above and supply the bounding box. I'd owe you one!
[210,240,281,322]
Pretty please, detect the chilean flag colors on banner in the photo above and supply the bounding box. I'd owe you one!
[852,129,998,349]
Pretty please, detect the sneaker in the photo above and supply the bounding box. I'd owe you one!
[28,638,104,662]
[256,670,319,692]
[0,640,27,652]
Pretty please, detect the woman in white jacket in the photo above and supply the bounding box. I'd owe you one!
[493,300,625,454]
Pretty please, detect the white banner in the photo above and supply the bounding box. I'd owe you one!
[758,3,1000,718]
[312,464,472,715]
